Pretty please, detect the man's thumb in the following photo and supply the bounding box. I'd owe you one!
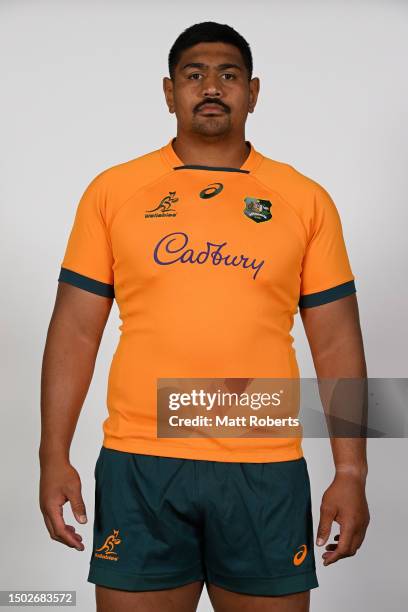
[69,495,87,524]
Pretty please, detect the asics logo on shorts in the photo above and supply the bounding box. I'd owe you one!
[293,544,308,566]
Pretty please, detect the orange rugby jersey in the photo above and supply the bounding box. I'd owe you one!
[58,136,356,462]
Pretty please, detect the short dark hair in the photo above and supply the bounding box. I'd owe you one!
[168,21,253,81]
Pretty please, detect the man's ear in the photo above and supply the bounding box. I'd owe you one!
[249,77,260,113]
[163,76,175,114]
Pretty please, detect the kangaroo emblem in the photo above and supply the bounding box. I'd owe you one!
[146,191,179,213]
[95,529,121,556]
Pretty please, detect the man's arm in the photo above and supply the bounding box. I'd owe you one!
[300,293,370,566]
[39,282,113,551]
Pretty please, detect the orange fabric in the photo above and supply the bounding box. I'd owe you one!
[59,137,355,462]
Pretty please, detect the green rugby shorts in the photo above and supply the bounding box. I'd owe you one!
[87,446,319,596]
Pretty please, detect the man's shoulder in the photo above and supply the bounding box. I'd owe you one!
[256,152,321,196]
[82,145,172,221]
[255,151,335,220]
[94,145,169,190]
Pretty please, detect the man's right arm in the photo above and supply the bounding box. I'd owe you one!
[39,281,113,551]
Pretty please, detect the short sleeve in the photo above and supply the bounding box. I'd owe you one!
[58,174,115,298]
[298,184,356,308]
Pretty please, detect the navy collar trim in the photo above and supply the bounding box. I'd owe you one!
[173,164,250,174]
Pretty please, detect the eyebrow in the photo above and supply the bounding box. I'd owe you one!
[181,62,243,71]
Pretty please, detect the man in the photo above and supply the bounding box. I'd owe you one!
[39,21,370,612]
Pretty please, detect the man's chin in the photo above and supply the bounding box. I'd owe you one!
[192,118,231,137]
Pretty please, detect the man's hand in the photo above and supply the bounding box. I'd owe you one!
[316,471,370,566]
[39,461,88,551]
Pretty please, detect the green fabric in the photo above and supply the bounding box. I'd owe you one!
[87,447,319,595]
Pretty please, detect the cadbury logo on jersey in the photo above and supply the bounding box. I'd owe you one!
[153,231,264,280]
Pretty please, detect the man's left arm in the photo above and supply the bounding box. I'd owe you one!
[300,293,370,566]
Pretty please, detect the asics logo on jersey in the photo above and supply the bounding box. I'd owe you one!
[199,182,224,199]
[244,197,272,223]
[94,529,122,561]
[145,191,179,218]
[153,231,265,280]
[293,544,308,566]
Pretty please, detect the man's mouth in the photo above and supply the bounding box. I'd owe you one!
[197,103,226,114]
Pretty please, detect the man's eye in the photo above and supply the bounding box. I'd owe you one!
[187,73,236,80]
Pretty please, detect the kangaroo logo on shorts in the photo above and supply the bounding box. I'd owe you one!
[94,529,122,561]
[293,544,308,566]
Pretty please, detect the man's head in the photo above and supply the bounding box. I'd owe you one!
[163,22,260,138]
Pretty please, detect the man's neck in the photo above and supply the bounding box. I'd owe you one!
[172,133,250,168]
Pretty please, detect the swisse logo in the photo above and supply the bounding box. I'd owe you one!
[199,182,224,199]
[293,544,308,566]
[94,529,122,561]
[153,231,265,280]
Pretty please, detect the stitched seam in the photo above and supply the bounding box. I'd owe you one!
[249,171,309,242]
[90,562,203,578]
[108,168,177,233]
[300,277,356,297]
[207,566,316,580]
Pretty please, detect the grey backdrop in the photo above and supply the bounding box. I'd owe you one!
[1,1,407,610]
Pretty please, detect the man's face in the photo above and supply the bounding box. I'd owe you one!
[163,42,259,137]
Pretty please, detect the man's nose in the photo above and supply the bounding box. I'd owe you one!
[201,76,222,98]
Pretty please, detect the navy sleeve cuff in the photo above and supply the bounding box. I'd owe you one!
[299,280,356,308]
[58,267,115,298]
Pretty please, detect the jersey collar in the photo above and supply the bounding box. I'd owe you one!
[160,136,263,173]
